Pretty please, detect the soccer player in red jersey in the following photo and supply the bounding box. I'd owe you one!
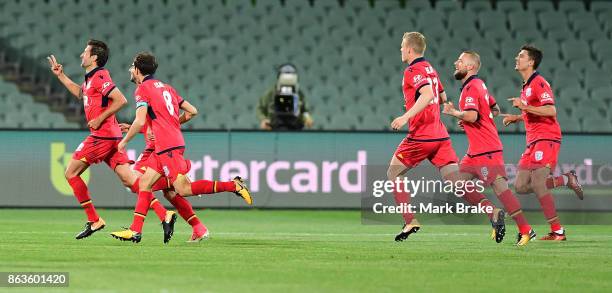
[443,51,535,246]
[388,32,464,241]
[119,121,209,242]
[111,52,252,243]
[504,45,584,241]
[48,40,174,240]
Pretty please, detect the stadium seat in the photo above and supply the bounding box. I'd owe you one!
[539,11,568,33]
[561,40,591,61]
[526,0,554,15]
[495,1,524,14]
[591,1,612,23]
[582,116,612,132]
[584,69,612,91]
[464,0,493,14]
[558,0,586,14]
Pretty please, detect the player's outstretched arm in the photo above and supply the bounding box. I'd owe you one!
[87,88,128,129]
[118,106,147,153]
[391,85,435,130]
[47,55,82,99]
[179,100,198,124]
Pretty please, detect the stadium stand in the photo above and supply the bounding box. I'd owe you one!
[0,0,610,132]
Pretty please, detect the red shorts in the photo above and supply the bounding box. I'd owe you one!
[460,151,507,185]
[134,149,155,174]
[394,138,458,168]
[72,135,132,170]
[148,148,190,184]
[518,140,560,171]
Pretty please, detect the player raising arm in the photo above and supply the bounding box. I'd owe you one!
[48,40,149,240]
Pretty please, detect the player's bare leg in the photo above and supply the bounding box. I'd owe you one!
[442,164,505,242]
[114,163,138,189]
[491,177,535,246]
[173,175,252,205]
[531,167,566,241]
[65,159,105,239]
[514,169,534,195]
[387,156,421,242]
[164,190,209,242]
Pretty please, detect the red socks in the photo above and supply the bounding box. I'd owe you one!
[130,191,154,233]
[497,189,531,234]
[462,191,496,220]
[538,193,562,232]
[67,176,99,222]
[191,180,236,195]
[546,175,566,189]
[130,179,167,222]
[169,195,201,227]
[393,186,414,225]
[149,198,167,222]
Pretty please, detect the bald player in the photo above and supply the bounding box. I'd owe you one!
[443,51,534,246]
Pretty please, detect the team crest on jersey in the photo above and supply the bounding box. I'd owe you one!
[525,87,532,97]
[535,151,544,161]
[481,167,489,181]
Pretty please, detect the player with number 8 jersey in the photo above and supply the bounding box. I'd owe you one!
[110,52,253,243]
[135,79,185,154]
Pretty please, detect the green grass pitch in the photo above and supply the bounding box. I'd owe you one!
[1,209,611,293]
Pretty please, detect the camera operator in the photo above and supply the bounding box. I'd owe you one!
[256,64,313,130]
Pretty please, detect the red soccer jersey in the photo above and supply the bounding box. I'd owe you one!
[402,57,449,140]
[135,76,185,154]
[519,72,562,144]
[458,75,503,156]
[81,67,122,138]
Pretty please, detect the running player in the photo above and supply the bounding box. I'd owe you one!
[47,40,174,240]
[503,45,584,241]
[389,32,466,242]
[443,51,535,246]
[119,121,209,242]
[111,52,252,243]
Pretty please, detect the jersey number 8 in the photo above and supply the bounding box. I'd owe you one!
[162,91,174,116]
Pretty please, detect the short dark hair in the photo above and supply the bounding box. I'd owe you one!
[133,52,158,75]
[520,44,543,70]
[87,39,109,67]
